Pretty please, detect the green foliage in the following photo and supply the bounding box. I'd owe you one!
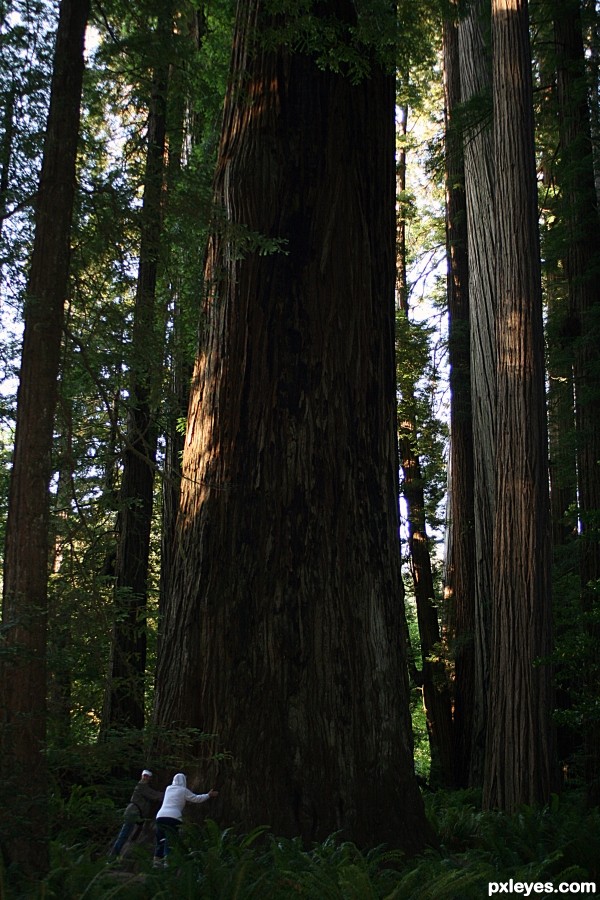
[403,600,432,781]
[10,0,236,751]
[0,0,57,303]
[551,561,600,778]
[50,784,118,852]
[214,220,290,262]
[2,789,594,898]
[47,724,220,795]
[422,789,600,884]
[259,0,398,81]
[396,309,448,535]
[396,0,442,108]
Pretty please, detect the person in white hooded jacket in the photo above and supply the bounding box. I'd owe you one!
[153,772,218,866]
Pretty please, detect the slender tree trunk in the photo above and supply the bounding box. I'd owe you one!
[457,0,495,788]
[483,0,554,812]
[155,0,434,853]
[442,6,476,790]
[398,423,454,789]
[103,45,169,731]
[553,0,600,804]
[0,0,89,875]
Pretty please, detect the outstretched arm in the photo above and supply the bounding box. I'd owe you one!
[186,789,219,804]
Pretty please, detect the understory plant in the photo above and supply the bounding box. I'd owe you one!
[2,788,593,899]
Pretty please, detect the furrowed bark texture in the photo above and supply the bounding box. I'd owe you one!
[457,0,495,788]
[443,7,476,790]
[155,0,433,853]
[0,0,89,873]
[484,0,554,812]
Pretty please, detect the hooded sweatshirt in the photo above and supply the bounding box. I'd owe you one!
[155,773,211,822]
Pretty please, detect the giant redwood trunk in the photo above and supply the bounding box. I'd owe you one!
[155,0,433,852]
[442,6,476,790]
[457,0,495,788]
[0,0,89,874]
[483,0,554,812]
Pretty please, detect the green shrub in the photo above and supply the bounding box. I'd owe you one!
[4,785,598,898]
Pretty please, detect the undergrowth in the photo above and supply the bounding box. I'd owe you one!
[1,789,598,898]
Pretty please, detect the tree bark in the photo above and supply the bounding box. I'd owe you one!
[155,0,434,853]
[442,6,477,790]
[483,0,554,812]
[457,0,495,788]
[159,4,208,647]
[0,0,89,875]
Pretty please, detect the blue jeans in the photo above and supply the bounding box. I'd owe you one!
[155,817,181,859]
[110,819,139,857]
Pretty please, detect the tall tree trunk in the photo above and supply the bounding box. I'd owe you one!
[103,43,169,731]
[159,4,208,635]
[553,0,600,804]
[398,420,454,789]
[155,0,434,853]
[483,0,554,812]
[442,5,476,790]
[457,0,495,788]
[0,0,89,875]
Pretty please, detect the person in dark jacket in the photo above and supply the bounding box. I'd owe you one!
[108,769,163,859]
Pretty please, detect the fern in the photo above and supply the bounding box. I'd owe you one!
[7,787,595,899]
